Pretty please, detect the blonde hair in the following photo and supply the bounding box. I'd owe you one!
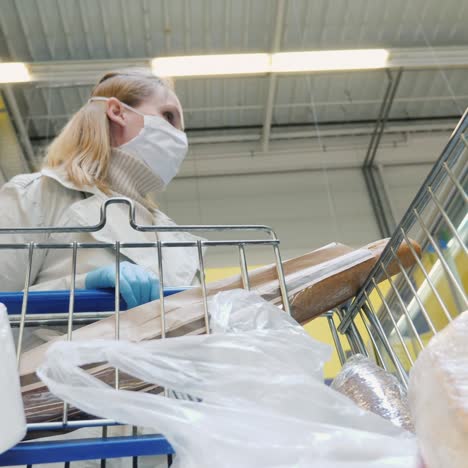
[44,70,173,194]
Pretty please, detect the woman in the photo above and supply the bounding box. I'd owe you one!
[5,69,199,468]
[0,70,201,309]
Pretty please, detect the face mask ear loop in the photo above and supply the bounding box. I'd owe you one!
[88,96,110,104]
[119,101,145,117]
[88,97,145,117]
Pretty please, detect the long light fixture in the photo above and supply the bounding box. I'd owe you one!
[0,62,31,83]
[271,49,389,73]
[152,49,389,77]
[152,53,270,77]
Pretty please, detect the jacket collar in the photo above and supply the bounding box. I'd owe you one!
[66,195,201,286]
[41,167,102,197]
[42,167,201,286]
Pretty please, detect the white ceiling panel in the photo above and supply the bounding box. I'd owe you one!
[1,0,467,152]
[2,0,468,62]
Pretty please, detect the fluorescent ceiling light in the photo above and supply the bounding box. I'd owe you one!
[271,49,389,73]
[152,54,270,77]
[0,62,31,83]
[152,49,389,77]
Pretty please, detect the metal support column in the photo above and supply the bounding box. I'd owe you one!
[2,86,36,173]
[260,0,286,152]
[362,68,403,237]
[362,165,398,237]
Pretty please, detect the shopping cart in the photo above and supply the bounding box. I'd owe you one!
[0,203,291,467]
[0,109,466,467]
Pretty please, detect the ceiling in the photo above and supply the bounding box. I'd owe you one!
[1,0,468,146]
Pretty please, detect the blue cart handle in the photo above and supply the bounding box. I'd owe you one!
[0,434,174,466]
[0,288,187,315]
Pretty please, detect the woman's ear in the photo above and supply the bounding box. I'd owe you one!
[106,97,126,127]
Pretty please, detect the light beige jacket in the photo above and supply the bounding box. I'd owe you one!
[0,168,201,291]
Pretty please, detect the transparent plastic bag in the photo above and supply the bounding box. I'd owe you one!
[0,304,26,453]
[38,289,417,468]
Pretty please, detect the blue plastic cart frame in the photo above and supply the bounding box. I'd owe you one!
[0,288,185,466]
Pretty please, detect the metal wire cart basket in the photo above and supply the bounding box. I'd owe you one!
[335,108,467,385]
[0,109,466,467]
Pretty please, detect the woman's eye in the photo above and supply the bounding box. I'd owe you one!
[163,111,174,124]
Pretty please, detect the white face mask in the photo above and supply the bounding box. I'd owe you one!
[90,96,188,190]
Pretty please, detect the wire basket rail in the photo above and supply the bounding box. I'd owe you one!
[0,206,291,467]
[333,108,468,386]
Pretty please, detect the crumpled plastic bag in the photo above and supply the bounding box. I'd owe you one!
[37,289,417,468]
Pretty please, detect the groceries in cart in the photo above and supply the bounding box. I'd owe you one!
[17,236,418,424]
[0,237,466,467]
[25,292,468,468]
[19,237,420,380]
[37,289,419,468]
[409,310,468,468]
[331,353,414,432]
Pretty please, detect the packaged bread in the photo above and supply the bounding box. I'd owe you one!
[409,311,468,468]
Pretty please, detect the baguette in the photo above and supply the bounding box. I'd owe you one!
[291,238,421,324]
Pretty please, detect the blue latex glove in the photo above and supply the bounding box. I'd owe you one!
[85,262,160,309]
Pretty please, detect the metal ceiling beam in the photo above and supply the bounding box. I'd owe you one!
[362,166,395,237]
[363,68,403,167]
[27,93,468,118]
[261,75,278,152]
[56,0,74,57]
[162,0,171,52]
[6,0,51,142]
[31,118,455,145]
[0,2,37,173]
[120,0,133,57]
[183,120,458,144]
[175,162,436,181]
[387,46,468,69]
[260,0,286,153]
[78,0,94,58]
[28,59,150,85]
[98,0,113,56]
[2,86,36,172]
[142,0,152,57]
[10,46,468,85]
[376,163,398,226]
[362,68,403,237]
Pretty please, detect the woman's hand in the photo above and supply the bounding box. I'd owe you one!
[85,261,160,309]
